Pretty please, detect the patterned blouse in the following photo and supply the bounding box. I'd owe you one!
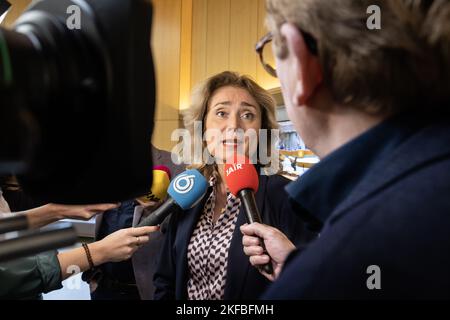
[187,177,241,300]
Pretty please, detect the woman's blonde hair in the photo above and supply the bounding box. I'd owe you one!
[181,71,278,182]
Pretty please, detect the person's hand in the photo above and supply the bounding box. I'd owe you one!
[240,223,296,281]
[135,199,159,209]
[48,203,119,221]
[89,226,159,265]
[25,203,120,229]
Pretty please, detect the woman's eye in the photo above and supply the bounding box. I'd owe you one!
[216,111,226,118]
[241,113,255,120]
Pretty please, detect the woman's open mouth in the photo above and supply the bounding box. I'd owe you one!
[222,139,243,147]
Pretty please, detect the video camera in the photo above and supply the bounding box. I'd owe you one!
[1,0,155,204]
[0,0,156,261]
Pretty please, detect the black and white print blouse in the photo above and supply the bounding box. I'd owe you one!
[187,177,241,300]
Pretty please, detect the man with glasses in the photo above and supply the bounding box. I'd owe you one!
[242,0,450,298]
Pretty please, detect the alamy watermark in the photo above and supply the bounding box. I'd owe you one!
[66,5,81,30]
[366,265,381,290]
[367,5,381,30]
[65,265,82,290]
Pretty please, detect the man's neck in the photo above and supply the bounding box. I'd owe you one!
[314,109,387,159]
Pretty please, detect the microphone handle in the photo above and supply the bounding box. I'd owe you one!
[0,215,29,234]
[0,223,78,263]
[239,189,274,275]
[137,197,176,227]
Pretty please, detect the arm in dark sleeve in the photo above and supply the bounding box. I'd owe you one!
[0,250,63,299]
[152,212,178,300]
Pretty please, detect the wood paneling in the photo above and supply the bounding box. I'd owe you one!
[1,0,32,27]
[190,0,208,93]
[151,0,183,150]
[190,0,279,91]
[179,0,193,111]
[157,0,280,147]
[205,0,230,77]
[229,0,258,78]
[152,119,182,152]
[152,0,182,121]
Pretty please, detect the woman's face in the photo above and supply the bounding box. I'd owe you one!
[204,86,262,163]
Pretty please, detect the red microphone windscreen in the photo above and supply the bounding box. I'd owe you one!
[153,165,171,180]
[224,156,259,196]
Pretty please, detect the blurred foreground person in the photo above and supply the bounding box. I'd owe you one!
[242,0,450,299]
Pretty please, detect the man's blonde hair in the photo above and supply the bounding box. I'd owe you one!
[182,71,278,182]
[266,0,450,115]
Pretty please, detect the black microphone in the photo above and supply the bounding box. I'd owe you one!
[0,215,28,234]
[224,159,274,275]
[137,169,208,227]
[0,222,77,262]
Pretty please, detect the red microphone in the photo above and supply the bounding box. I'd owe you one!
[224,156,274,275]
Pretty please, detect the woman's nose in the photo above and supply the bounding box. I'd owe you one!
[225,113,239,130]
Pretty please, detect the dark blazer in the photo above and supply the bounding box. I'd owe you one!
[264,120,450,299]
[153,173,315,300]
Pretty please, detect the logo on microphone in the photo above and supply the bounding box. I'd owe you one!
[173,174,196,194]
[225,164,243,176]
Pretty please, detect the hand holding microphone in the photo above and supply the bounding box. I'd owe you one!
[240,223,296,281]
[224,156,274,275]
[137,169,208,227]
[89,225,159,264]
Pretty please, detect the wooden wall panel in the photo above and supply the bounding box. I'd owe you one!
[190,0,208,93]
[152,119,182,152]
[152,0,181,121]
[1,0,32,27]
[190,0,279,93]
[229,0,258,78]
[205,0,230,78]
[151,0,183,150]
[179,0,193,111]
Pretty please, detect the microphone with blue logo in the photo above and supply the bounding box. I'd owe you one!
[137,169,208,227]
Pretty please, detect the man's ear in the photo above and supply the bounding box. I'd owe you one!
[281,23,323,106]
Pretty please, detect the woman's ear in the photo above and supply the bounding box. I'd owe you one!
[281,23,323,106]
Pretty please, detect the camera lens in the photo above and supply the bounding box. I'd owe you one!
[0,0,155,203]
[1,6,107,194]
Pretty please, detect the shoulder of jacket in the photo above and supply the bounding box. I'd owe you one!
[263,173,291,188]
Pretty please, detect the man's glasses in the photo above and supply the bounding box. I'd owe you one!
[255,32,277,78]
[255,31,318,78]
